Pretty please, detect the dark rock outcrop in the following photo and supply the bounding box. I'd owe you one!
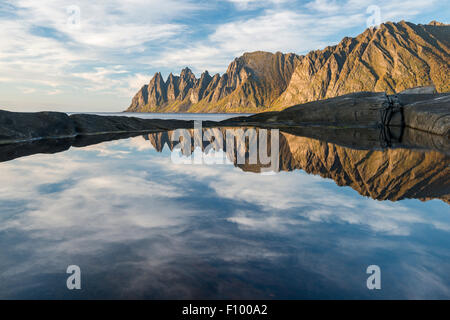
[0,111,195,145]
[70,114,194,135]
[0,110,76,144]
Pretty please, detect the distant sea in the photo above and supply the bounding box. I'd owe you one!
[67,112,253,121]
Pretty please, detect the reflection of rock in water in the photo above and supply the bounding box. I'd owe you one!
[144,127,279,169]
[144,129,450,203]
[278,133,449,203]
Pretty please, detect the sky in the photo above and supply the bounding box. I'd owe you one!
[0,0,448,112]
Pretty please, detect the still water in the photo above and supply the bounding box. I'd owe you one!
[68,112,250,121]
[0,116,449,299]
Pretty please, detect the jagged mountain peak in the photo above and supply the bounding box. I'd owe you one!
[150,72,164,82]
[428,20,447,26]
[127,20,449,113]
[180,67,195,78]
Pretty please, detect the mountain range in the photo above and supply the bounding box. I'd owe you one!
[127,20,449,113]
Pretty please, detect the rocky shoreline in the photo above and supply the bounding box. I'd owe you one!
[0,91,448,148]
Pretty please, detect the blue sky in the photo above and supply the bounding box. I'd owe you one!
[0,0,448,112]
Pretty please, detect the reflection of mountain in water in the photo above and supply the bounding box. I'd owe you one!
[144,128,450,203]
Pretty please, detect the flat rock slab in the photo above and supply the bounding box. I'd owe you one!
[224,92,389,128]
[70,114,195,135]
[400,94,450,136]
[0,111,195,145]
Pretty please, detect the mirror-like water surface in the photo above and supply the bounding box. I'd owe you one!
[0,117,449,299]
[68,112,250,121]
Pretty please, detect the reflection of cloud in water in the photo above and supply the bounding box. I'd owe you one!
[127,136,156,151]
[154,156,449,236]
[0,137,449,299]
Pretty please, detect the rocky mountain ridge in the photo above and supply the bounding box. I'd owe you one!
[127,51,300,112]
[127,20,449,113]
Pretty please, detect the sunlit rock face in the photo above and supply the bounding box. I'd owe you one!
[128,21,450,113]
[127,51,300,113]
[144,129,450,203]
[273,21,450,109]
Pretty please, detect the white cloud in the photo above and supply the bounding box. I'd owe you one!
[128,136,156,151]
[0,0,200,110]
[209,10,342,53]
[72,66,128,91]
[121,73,155,97]
[47,89,62,95]
[10,0,195,48]
[71,67,154,97]
[305,0,340,13]
[227,0,289,10]
[21,87,37,94]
